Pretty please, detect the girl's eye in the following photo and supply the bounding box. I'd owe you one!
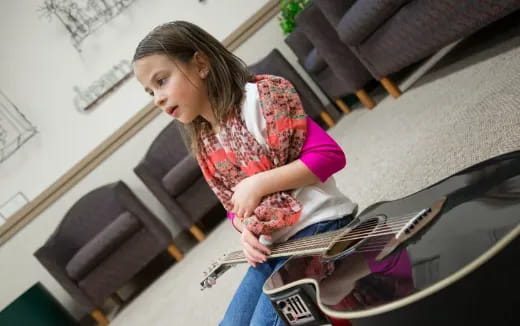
[157,78,166,86]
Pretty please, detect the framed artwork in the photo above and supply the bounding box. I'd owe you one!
[0,90,37,164]
[38,0,138,52]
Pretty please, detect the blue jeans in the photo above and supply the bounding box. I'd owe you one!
[219,215,353,326]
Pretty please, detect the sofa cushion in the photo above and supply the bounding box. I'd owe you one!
[66,211,140,281]
[161,155,201,196]
[304,48,327,73]
[337,0,410,45]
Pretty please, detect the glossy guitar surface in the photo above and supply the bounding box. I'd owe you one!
[263,152,520,325]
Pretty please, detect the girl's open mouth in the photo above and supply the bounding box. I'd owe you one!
[167,106,178,116]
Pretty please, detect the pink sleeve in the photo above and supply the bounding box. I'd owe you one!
[227,211,235,221]
[299,117,346,182]
[227,117,346,222]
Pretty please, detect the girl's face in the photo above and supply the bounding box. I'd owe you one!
[133,54,213,125]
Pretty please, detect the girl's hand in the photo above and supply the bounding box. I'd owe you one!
[231,174,265,219]
[239,227,272,268]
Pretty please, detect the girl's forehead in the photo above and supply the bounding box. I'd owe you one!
[134,55,176,77]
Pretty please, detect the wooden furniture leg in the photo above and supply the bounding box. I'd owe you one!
[380,77,401,98]
[167,244,184,261]
[91,309,109,326]
[335,99,351,114]
[319,111,335,128]
[355,89,376,109]
[189,225,206,242]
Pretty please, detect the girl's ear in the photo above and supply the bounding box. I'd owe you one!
[193,51,210,79]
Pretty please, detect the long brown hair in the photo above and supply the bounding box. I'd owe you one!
[133,21,253,153]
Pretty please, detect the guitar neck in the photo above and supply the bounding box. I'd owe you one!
[201,228,345,290]
[221,228,343,265]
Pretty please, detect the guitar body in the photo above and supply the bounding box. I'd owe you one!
[263,152,520,326]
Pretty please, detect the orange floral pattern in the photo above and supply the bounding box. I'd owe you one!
[196,75,307,235]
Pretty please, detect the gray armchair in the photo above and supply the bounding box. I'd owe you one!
[285,27,354,114]
[315,0,520,97]
[134,120,222,242]
[295,4,377,110]
[34,181,182,325]
[248,48,338,128]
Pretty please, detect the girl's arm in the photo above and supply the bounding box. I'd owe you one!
[254,117,346,194]
[231,117,346,220]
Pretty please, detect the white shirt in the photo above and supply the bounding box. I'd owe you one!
[220,83,357,242]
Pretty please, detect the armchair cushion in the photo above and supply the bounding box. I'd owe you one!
[313,0,357,26]
[285,29,314,63]
[333,0,410,45]
[304,48,327,73]
[66,211,141,281]
[161,155,201,196]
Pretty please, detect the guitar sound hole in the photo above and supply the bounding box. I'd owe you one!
[325,217,380,258]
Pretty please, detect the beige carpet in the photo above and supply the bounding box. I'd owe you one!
[110,32,520,326]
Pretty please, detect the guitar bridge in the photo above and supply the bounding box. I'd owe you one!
[376,197,447,261]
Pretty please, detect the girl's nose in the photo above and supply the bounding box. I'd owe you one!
[154,93,167,108]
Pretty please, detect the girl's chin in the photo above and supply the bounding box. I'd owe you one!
[175,116,192,124]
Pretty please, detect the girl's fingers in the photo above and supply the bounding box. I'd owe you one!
[243,230,271,255]
[234,202,243,219]
[233,203,241,219]
[250,241,270,257]
[243,242,267,262]
[243,250,256,267]
[252,238,271,255]
[244,252,258,268]
[240,229,271,268]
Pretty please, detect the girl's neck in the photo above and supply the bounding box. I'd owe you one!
[199,105,219,133]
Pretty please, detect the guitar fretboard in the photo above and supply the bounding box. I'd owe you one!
[221,228,344,264]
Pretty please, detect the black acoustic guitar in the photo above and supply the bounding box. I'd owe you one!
[201,151,520,326]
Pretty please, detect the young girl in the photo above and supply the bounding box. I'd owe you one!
[133,21,357,326]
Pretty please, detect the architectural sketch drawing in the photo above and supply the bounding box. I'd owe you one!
[38,0,138,51]
[0,91,37,164]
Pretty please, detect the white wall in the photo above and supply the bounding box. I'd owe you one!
[0,6,333,321]
[0,0,268,318]
[0,0,268,215]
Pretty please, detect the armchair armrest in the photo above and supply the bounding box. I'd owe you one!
[65,211,141,281]
[133,164,193,229]
[331,0,410,45]
[303,48,328,74]
[161,155,201,196]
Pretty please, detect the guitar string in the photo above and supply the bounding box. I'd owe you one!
[267,211,421,252]
[223,238,399,263]
[223,211,424,260]
[226,210,422,259]
[222,213,424,262]
[223,246,391,264]
[269,214,420,253]
[224,225,404,262]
